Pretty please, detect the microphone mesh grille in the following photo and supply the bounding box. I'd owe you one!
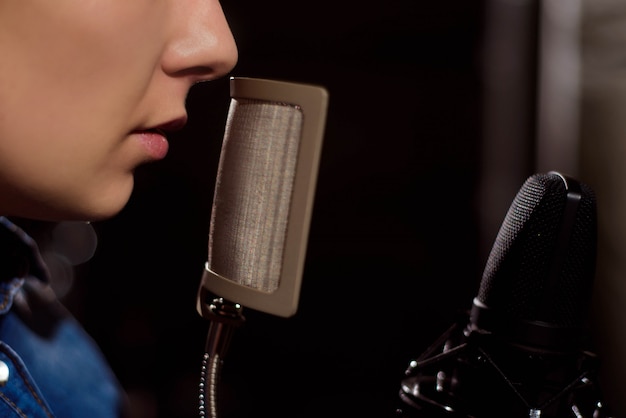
[477,173,597,328]
[207,98,303,293]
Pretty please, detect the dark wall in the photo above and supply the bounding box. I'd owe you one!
[68,1,486,417]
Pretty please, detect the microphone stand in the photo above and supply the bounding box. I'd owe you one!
[397,311,611,418]
[198,291,245,418]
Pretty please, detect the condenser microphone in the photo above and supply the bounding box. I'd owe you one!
[397,171,612,418]
[195,77,328,418]
[471,171,597,352]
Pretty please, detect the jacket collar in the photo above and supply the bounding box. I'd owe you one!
[0,217,50,314]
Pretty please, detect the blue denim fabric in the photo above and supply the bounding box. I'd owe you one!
[0,217,128,417]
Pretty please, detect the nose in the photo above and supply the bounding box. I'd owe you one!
[162,0,238,83]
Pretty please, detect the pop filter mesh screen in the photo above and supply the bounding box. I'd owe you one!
[207,98,304,293]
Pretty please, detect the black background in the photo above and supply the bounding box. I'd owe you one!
[66,1,489,417]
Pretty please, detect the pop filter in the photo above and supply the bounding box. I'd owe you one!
[195,77,328,418]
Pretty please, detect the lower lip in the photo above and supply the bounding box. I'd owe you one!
[135,131,169,160]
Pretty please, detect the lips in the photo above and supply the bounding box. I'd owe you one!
[135,129,169,160]
[133,116,187,161]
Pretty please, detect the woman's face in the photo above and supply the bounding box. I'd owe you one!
[0,0,237,221]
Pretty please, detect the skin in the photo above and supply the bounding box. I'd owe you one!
[0,0,238,221]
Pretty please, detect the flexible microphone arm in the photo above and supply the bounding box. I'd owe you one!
[198,289,245,418]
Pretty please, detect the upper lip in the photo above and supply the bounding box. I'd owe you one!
[137,115,188,135]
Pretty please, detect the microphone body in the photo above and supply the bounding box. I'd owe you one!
[397,172,611,418]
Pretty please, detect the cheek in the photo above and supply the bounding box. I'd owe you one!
[0,121,107,193]
[0,127,137,221]
[0,87,131,211]
[0,2,167,220]
[0,93,104,167]
[0,33,160,171]
[3,10,165,128]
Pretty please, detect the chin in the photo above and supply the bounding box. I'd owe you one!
[48,187,133,222]
[10,177,135,222]
[82,177,136,221]
[79,206,125,222]
[34,204,126,223]
[83,193,133,221]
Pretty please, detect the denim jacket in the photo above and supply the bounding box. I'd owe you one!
[0,217,128,417]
